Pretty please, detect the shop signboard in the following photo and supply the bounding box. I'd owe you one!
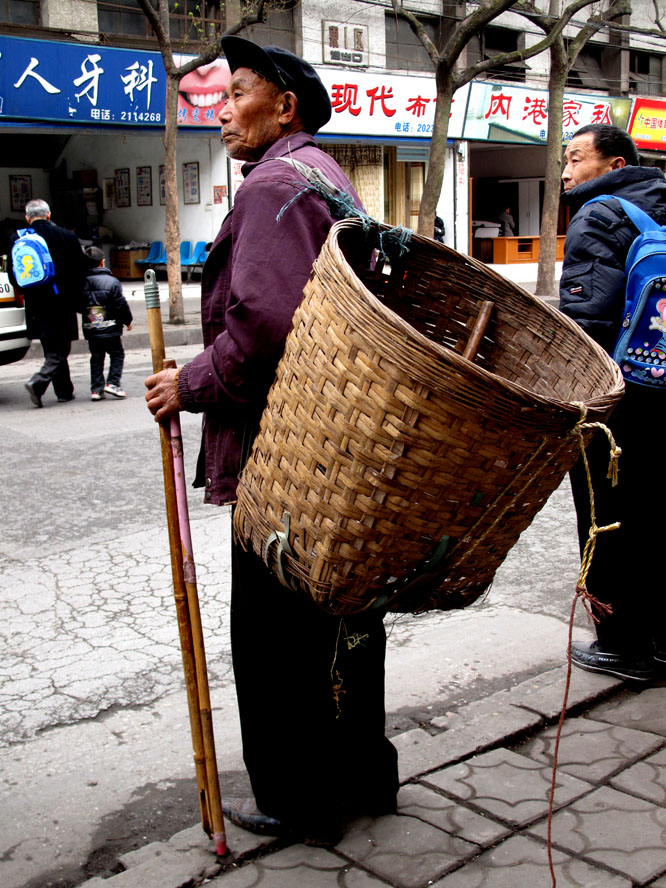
[317,68,469,140]
[464,82,632,144]
[0,35,229,129]
[0,33,636,144]
[628,97,666,150]
[0,35,167,126]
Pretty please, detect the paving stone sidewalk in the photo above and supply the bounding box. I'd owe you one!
[81,668,666,888]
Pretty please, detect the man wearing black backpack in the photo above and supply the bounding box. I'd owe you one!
[9,198,87,407]
[560,123,666,680]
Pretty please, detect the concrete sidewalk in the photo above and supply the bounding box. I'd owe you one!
[25,280,204,360]
[25,267,558,362]
[81,669,666,888]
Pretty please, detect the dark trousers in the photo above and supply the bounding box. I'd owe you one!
[89,336,124,392]
[30,336,73,400]
[569,384,666,656]
[230,539,399,836]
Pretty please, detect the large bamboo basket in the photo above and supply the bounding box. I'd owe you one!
[233,220,624,615]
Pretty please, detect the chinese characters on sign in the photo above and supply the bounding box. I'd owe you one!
[629,98,666,149]
[466,82,630,143]
[318,69,469,139]
[0,35,226,128]
[322,21,369,67]
[0,34,635,144]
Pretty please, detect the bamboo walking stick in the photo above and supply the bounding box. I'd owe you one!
[144,270,227,856]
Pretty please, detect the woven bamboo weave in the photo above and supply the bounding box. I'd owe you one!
[233,220,624,615]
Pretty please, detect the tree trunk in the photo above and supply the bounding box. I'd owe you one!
[164,73,184,324]
[535,41,567,299]
[417,69,454,237]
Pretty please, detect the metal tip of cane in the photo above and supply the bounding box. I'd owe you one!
[144,269,160,309]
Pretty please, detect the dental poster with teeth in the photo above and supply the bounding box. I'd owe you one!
[176,55,231,127]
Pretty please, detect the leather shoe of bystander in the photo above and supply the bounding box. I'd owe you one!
[571,640,656,682]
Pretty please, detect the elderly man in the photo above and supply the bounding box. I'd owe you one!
[9,199,87,407]
[560,124,666,681]
[145,37,398,846]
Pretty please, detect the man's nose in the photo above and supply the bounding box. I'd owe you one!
[219,104,230,124]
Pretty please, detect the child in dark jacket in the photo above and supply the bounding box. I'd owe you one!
[83,246,133,400]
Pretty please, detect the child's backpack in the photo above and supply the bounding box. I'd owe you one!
[584,195,666,388]
[11,228,59,293]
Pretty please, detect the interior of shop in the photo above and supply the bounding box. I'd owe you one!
[0,130,227,279]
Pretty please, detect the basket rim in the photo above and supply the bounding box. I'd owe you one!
[323,218,624,417]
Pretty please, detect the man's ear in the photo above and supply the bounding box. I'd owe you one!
[278,90,299,124]
[611,156,627,170]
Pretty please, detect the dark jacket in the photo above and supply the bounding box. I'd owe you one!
[82,267,133,340]
[177,132,362,505]
[559,165,666,353]
[8,218,87,342]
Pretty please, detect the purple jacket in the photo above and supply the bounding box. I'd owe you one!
[177,132,361,505]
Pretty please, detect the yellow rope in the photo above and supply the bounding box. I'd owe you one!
[571,402,621,616]
[547,403,620,887]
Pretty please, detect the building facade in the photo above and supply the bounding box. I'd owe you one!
[1,0,666,269]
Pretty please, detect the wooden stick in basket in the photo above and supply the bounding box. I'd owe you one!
[463,300,494,362]
[144,270,227,857]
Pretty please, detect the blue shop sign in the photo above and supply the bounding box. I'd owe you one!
[0,35,220,128]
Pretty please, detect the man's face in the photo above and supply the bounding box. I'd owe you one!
[218,68,285,162]
[561,133,625,192]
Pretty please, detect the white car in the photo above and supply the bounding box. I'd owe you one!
[0,258,30,366]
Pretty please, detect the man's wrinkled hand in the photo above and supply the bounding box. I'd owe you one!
[145,368,180,423]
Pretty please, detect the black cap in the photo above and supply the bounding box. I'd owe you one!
[220,36,331,134]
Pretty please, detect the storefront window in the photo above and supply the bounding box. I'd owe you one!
[98,0,153,38]
[566,44,607,92]
[98,0,225,43]
[466,26,527,83]
[629,49,665,96]
[237,1,295,51]
[385,14,444,73]
[0,0,39,26]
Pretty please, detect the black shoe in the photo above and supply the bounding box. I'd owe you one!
[654,649,666,666]
[57,394,75,403]
[571,640,656,682]
[222,797,283,837]
[25,382,43,408]
[221,797,341,847]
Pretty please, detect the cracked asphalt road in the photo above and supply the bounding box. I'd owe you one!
[0,340,590,888]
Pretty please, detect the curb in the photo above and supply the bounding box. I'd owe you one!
[78,665,623,888]
[26,326,204,359]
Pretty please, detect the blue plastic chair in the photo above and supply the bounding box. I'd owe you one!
[183,241,208,280]
[135,241,163,266]
[179,241,193,265]
[192,241,208,264]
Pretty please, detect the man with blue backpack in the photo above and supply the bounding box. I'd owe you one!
[560,123,666,681]
[9,199,87,407]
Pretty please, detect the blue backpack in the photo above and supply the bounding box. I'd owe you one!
[11,228,59,293]
[584,195,666,388]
